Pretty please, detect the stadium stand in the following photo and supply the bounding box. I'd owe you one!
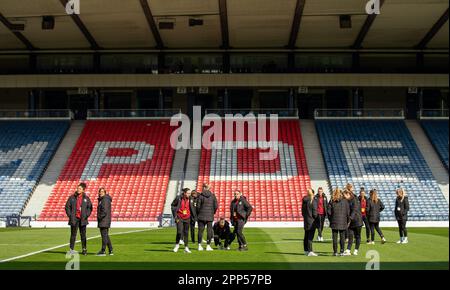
[38,120,176,222]
[197,120,310,221]
[316,120,448,221]
[0,121,69,217]
[421,121,449,170]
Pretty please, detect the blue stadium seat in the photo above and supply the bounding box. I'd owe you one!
[0,121,69,217]
[316,120,448,221]
[421,120,449,171]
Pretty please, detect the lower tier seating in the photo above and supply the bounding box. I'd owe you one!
[316,120,448,221]
[39,121,176,221]
[421,120,449,170]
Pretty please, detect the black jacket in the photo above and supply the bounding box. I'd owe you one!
[302,196,317,230]
[313,194,328,218]
[366,199,385,223]
[230,196,253,224]
[348,197,363,228]
[327,199,350,231]
[97,195,112,228]
[394,196,409,221]
[213,220,232,238]
[197,190,218,222]
[171,195,198,221]
[65,193,92,226]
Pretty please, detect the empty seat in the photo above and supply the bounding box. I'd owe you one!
[421,120,449,170]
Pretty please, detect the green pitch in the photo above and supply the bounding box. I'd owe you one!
[0,227,448,270]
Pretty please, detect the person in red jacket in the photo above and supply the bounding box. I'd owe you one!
[171,188,196,253]
[313,187,328,242]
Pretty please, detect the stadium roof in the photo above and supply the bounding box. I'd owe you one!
[0,0,448,51]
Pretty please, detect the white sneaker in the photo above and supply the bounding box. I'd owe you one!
[402,237,408,244]
[226,246,231,250]
[304,251,309,256]
[381,237,386,244]
[198,244,204,251]
[353,249,359,256]
[173,244,180,253]
[179,240,184,245]
[206,245,214,251]
[342,250,351,256]
[184,247,191,254]
[307,252,318,257]
[397,237,404,244]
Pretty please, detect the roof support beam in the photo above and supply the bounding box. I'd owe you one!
[352,0,385,49]
[287,0,306,49]
[415,8,449,50]
[0,12,35,50]
[139,0,164,49]
[59,0,100,50]
[218,0,230,49]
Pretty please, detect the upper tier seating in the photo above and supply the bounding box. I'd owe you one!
[197,120,310,221]
[421,120,449,170]
[316,120,448,221]
[39,121,176,222]
[0,121,69,217]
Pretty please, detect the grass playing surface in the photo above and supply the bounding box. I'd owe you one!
[0,227,448,270]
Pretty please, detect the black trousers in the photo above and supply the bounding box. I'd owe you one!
[198,220,213,244]
[332,229,346,254]
[362,216,370,241]
[190,220,196,243]
[397,219,408,238]
[303,227,316,252]
[214,232,236,247]
[100,227,113,252]
[233,219,247,247]
[316,215,326,237]
[369,222,384,241]
[69,219,86,250]
[176,218,190,246]
[347,226,362,251]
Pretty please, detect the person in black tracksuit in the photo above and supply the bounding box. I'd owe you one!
[230,190,253,251]
[358,188,371,243]
[366,189,386,244]
[395,188,410,244]
[327,188,350,256]
[313,187,328,242]
[190,191,199,243]
[65,183,92,255]
[344,191,363,255]
[302,189,318,256]
[213,218,235,249]
[197,184,218,250]
[171,188,196,253]
[96,188,113,256]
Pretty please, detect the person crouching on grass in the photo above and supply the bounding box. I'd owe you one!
[171,188,195,253]
[302,188,318,256]
[213,218,235,250]
[65,182,92,256]
[96,188,113,256]
[230,190,253,251]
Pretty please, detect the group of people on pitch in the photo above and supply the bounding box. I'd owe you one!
[170,183,253,253]
[302,184,410,257]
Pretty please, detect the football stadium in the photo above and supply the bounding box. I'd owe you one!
[0,0,448,272]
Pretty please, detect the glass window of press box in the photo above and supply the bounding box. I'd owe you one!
[36,54,93,73]
[100,54,158,73]
[359,53,417,73]
[295,53,352,73]
[230,53,288,73]
[164,53,222,74]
